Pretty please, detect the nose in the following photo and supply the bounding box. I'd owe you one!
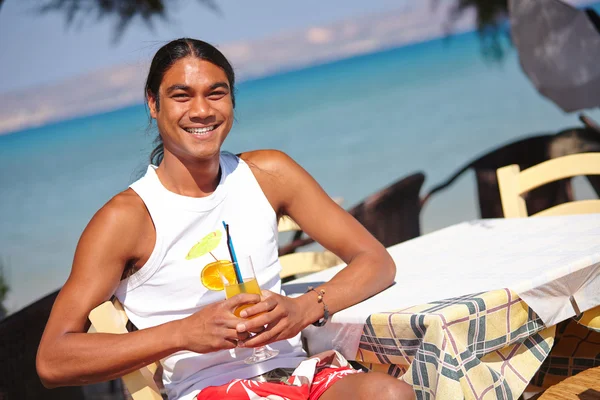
[189,96,213,120]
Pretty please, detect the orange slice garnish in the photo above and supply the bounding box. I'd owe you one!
[201,260,237,291]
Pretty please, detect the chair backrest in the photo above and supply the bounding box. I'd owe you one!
[277,215,302,233]
[276,197,344,234]
[87,299,163,400]
[277,199,344,281]
[279,251,344,281]
[350,173,424,247]
[497,152,600,218]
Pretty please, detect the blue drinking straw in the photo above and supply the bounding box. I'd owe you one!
[222,221,243,284]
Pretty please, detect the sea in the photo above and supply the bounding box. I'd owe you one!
[2,27,600,314]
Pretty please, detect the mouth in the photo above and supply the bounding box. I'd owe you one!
[183,124,220,138]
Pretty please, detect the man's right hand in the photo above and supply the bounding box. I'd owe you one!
[175,293,261,353]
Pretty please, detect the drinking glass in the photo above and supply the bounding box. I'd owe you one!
[218,255,279,364]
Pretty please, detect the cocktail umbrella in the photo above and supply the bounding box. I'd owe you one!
[509,0,600,112]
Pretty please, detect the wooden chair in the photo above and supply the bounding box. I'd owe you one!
[87,299,163,400]
[497,153,600,218]
[278,212,344,282]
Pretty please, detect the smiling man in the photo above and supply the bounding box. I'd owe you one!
[36,38,414,400]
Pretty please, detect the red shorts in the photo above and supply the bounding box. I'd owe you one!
[196,350,361,400]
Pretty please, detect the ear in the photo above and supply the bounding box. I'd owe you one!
[148,94,158,119]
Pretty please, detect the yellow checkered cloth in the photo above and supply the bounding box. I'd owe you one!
[355,289,558,399]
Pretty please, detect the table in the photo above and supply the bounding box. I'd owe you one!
[282,214,600,399]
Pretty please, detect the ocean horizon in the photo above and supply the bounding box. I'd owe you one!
[2,28,600,314]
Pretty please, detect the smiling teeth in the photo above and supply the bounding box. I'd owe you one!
[186,126,216,134]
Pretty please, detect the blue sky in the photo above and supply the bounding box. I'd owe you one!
[0,0,409,94]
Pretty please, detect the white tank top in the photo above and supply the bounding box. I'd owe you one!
[114,152,306,400]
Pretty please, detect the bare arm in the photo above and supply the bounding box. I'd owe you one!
[239,150,395,345]
[36,191,255,387]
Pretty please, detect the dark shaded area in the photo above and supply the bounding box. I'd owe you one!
[0,260,9,320]
[0,291,85,399]
[580,389,600,400]
[585,8,600,34]
[0,291,124,399]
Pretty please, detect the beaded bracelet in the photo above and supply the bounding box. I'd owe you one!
[306,286,330,327]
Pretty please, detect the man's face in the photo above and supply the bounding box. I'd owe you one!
[148,57,234,163]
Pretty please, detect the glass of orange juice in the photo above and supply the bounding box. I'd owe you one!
[218,255,279,364]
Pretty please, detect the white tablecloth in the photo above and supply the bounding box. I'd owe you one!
[283,214,600,358]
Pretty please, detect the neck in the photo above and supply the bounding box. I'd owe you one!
[156,151,221,197]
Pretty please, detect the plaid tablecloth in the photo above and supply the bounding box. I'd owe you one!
[354,289,600,399]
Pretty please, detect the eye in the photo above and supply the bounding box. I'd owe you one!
[172,93,190,98]
[208,91,228,100]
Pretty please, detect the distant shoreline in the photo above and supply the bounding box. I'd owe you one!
[1,32,482,138]
[0,34,463,137]
[0,2,480,136]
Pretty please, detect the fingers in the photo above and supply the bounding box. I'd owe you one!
[240,324,282,348]
[225,293,261,311]
[200,328,242,351]
[247,325,266,334]
[239,296,278,318]
[210,311,246,330]
[235,310,283,340]
[221,326,244,341]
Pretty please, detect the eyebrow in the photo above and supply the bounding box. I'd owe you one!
[165,84,191,94]
[165,82,230,94]
[209,82,230,91]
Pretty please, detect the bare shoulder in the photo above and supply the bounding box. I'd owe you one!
[104,188,147,218]
[91,188,148,231]
[239,150,317,215]
[239,149,307,192]
[70,187,155,283]
[239,149,297,177]
[77,188,151,260]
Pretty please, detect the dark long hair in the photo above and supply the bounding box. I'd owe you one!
[145,38,236,165]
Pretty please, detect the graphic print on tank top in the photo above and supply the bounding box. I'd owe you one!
[185,228,238,292]
[185,230,223,261]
